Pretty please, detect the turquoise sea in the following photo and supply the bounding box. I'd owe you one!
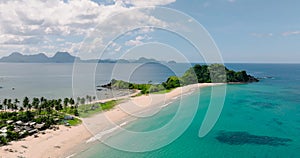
[74,64,300,158]
[0,63,299,157]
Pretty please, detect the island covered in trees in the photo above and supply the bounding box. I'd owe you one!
[100,64,259,94]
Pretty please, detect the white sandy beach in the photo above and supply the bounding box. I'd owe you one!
[0,83,223,158]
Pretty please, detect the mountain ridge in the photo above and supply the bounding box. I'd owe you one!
[0,52,78,63]
[0,52,177,64]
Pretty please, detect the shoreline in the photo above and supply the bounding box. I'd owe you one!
[0,83,224,158]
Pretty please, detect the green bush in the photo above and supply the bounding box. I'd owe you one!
[162,76,182,89]
[6,130,19,141]
[0,136,8,145]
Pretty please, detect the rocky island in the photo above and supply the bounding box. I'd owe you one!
[100,64,259,94]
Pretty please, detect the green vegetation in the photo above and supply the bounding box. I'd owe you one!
[0,95,99,145]
[182,64,258,83]
[66,118,82,126]
[100,100,119,111]
[77,100,120,118]
[101,64,259,94]
[151,89,173,94]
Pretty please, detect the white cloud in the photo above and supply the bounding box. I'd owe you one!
[250,33,273,38]
[107,42,122,52]
[282,31,300,36]
[0,0,175,58]
[56,38,65,42]
[0,0,100,36]
[122,0,176,7]
[125,36,145,46]
[125,35,151,46]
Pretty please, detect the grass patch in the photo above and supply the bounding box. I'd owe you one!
[101,100,119,111]
[78,100,120,118]
[151,88,174,94]
[67,118,82,126]
[77,103,102,118]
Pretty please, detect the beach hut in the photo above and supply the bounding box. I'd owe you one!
[16,120,23,125]
[6,120,14,124]
[14,128,21,133]
[29,122,36,127]
[28,129,38,135]
[23,126,32,131]
[34,123,45,130]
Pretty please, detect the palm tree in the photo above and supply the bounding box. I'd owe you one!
[69,98,75,105]
[40,96,45,103]
[23,97,29,111]
[53,99,62,111]
[49,100,55,109]
[63,98,69,109]
[45,101,52,113]
[28,103,32,110]
[32,97,40,109]
[13,104,18,111]
[3,99,7,111]
[13,98,19,111]
[0,101,3,110]
[7,99,12,111]
[55,103,62,111]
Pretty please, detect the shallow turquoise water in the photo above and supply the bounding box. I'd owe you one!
[75,64,300,158]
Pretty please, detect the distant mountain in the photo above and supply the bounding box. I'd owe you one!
[96,57,159,63]
[134,57,157,63]
[96,57,175,64]
[0,52,177,64]
[0,52,80,63]
[168,60,177,64]
[0,52,49,63]
[50,52,78,63]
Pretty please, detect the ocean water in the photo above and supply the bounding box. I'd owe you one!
[74,64,300,158]
[0,63,190,100]
[1,63,299,157]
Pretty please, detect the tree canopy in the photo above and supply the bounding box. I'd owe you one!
[101,64,259,94]
[182,64,258,83]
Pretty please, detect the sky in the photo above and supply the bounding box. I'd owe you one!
[0,0,299,63]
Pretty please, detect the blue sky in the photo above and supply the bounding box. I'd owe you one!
[167,0,300,63]
[0,0,299,63]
